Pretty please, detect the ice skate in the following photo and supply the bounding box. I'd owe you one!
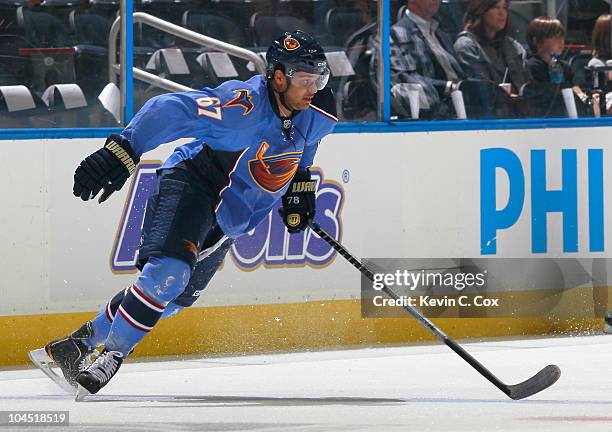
[605,312,612,334]
[29,321,97,393]
[75,349,124,400]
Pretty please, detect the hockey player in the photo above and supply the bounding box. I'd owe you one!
[29,30,337,397]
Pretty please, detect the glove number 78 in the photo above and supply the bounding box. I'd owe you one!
[286,196,300,204]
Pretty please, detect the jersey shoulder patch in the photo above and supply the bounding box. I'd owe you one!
[309,88,338,122]
[194,77,264,123]
[222,89,255,116]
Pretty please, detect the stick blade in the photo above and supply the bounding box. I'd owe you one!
[506,364,561,400]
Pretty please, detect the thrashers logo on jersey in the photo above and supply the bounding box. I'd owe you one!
[248,141,301,193]
[223,89,254,116]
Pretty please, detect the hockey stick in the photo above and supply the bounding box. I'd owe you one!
[308,221,561,400]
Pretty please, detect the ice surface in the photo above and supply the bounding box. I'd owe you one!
[1,335,611,431]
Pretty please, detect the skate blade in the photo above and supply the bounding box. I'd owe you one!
[28,348,76,394]
[75,384,90,402]
[605,323,612,334]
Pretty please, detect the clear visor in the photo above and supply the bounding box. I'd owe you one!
[287,68,330,91]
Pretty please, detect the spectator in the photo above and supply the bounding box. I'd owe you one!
[589,14,611,68]
[588,14,611,114]
[383,0,465,119]
[454,0,529,96]
[525,17,588,105]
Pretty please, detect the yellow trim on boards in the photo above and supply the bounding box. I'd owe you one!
[0,295,605,368]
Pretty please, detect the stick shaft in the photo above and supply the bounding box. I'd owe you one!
[309,221,510,396]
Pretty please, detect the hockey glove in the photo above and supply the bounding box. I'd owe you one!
[279,170,316,233]
[73,134,140,203]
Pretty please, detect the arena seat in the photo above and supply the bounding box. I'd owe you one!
[182,10,247,47]
[210,0,273,36]
[0,85,35,111]
[40,82,94,127]
[249,12,313,47]
[519,82,587,118]
[137,0,200,49]
[197,51,241,85]
[568,53,592,89]
[337,21,376,121]
[69,9,111,47]
[457,80,515,119]
[0,34,33,87]
[145,48,190,76]
[89,0,119,6]
[323,7,367,47]
[42,83,87,108]
[87,0,119,20]
[140,0,198,22]
[39,0,88,7]
[0,0,28,33]
[435,0,466,39]
[0,84,38,128]
[16,6,73,48]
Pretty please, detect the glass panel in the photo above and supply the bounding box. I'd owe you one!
[0,0,121,128]
[388,0,611,121]
[567,2,611,117]
[334,0,379,121]
[131,0,380,122]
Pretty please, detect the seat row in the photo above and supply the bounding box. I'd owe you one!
[0,1,374,49]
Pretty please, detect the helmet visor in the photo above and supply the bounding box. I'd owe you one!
[288,69,330,91]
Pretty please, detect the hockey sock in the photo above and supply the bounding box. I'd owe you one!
[104,284,166,356]
[105,256,190,356]
[86,288,129,348]
[86,293,184,349]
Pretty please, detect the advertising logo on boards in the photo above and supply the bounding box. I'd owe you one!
[110,163,344,273]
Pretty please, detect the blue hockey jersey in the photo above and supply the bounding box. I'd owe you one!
[120,75,337,238]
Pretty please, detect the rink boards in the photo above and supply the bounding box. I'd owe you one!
[1,126,611,365]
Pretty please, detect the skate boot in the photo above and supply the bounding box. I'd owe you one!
[29,321,98,393]
[76,349,124,400]
[605,312,612,334]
